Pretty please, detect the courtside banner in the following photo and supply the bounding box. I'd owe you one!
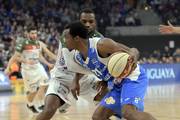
[0,71,12,91]
[141,63,180,84]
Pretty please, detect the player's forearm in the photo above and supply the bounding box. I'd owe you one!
[74,73,83,83]
[173,27,180,33]
[75,73,83,83]
[46,51,57,60]
[129,48,140,62]
[6,56,16,70]
[41,43,57,60]
[6,54,21,70]
[39,54,51,66]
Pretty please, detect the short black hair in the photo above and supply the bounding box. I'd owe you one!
[80,8,95,16]
[69,21,88,39]
[27,26,37,32]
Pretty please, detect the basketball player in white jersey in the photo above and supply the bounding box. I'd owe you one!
[5,26,56,113]
[34,8,107,120]
[34,29,103,120]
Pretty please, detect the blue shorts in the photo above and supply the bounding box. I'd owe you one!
[100,66,148,118]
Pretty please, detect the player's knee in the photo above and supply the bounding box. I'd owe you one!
[43,104,58,116]
[92,114,101,120]
[121,104,137,119]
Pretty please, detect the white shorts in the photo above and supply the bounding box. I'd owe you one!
[46,74,100,106]
[21,64,49,93]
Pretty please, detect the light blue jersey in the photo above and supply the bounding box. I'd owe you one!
[74,38,148,117]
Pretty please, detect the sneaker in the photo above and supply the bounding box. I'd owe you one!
[37,105,44,112]
[27,104,38,113]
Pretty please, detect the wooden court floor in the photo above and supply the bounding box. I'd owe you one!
[0,82,180,120]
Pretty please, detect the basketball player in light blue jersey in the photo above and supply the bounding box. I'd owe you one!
[64,21,156,120]
[34,8,108,120]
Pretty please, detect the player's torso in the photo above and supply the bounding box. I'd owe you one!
[51,42,75,78]
[21,39,41,69]
[74,37,115,82]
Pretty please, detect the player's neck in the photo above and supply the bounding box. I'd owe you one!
[78,41,88,59]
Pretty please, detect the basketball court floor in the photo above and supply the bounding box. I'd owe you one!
[0,81,180,120]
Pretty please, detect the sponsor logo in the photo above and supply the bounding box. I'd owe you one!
[105,96,115,104]
[24,45,40,50]
[134,97,141,104]
[146,68,175,80]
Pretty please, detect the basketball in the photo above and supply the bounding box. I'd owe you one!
[107,52,130,78]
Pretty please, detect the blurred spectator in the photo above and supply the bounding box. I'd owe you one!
[146,0,180,25]
[173,48,180,63]
[162,46,172,57]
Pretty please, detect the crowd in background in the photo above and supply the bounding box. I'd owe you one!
[139,47,180,64]
[0,0,180,70]
[147,0,180,25]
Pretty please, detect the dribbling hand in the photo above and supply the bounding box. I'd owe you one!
[71,81,80,100]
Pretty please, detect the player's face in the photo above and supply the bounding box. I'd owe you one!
[29,30,37,40]
[80,13,96,32]
[63,29,77,50]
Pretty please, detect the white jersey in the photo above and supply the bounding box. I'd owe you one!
[50,42,74,79]
[20,41,43,70]
[51,39,92,79]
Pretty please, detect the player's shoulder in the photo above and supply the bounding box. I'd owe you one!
[97,38,117,54]
[15,37,28,52]
[97,38,115,46]
[89,30,104,38]
[94,31,104,38]
[59,35,66,48]
[16,37,28,46]
[38,40,47,47]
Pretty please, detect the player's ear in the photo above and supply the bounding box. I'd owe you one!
[74,36,80,41]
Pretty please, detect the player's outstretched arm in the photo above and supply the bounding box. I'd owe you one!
[40,41,57,60]
[39,53,54,69]
[71,73,84,100]
[4,52,22,75]
[159,21,180,34]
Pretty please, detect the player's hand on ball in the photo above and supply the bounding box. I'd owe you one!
[113,56,137,84]
[108,52,137,82]
[129,48,139,64]
[118,56,136,78]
